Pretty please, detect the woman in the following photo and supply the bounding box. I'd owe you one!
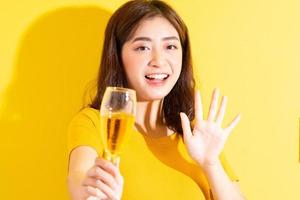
[67,0,245,199]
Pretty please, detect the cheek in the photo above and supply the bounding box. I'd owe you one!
[123,58,145,85]
[170,52,183,75]
[123,52,148,72]
[124,59,144,76]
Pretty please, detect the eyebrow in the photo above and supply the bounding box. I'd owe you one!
[131,36,179,43]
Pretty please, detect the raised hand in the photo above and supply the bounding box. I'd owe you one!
[180,88,241,167]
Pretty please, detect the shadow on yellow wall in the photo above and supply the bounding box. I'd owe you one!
[0,6,111,199]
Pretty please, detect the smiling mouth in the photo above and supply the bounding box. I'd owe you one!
[145,74,169,81]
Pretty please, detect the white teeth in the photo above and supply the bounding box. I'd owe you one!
[145,74,168,80]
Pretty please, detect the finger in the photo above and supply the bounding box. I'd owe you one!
[224,114,241,137]
[97,180,119,199]
[180,112,193,140]
[208,88,220,121]
[113,158,122,182]
[95,158,118,177]
[95,158,123,185]
[216,96,227,126]
[82,177,99,188]
[86,196,100,200]
[85,186,107,199]
[83,178,120,200]
[87,166,118,191]
[195,90,203,121]
[115,157,120,168]
[83,177,104,190]
[94,179,120,200]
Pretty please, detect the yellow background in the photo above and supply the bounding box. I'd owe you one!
[1,0,300,199]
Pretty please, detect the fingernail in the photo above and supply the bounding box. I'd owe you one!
[179,112,184,118]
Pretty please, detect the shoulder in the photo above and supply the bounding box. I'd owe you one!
[67,107,102,155]
[69,107,100,128]
[74,107,99,121]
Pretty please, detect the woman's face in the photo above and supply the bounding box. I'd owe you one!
[121,16,182,101]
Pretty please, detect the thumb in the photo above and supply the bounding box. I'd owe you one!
[115,157,121,168]
[180,112,193,140]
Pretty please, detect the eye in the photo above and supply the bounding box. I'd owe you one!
[135,46,150,51]
[166,45,178,50]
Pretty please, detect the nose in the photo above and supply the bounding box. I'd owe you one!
[148,48,166,68]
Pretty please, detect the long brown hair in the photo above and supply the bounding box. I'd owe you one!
[90,0,195,134]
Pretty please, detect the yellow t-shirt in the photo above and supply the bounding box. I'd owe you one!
[68,107,238,200]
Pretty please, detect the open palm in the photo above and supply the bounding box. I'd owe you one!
[180,88,241,167]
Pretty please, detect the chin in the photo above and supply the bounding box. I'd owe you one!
[137,88,172,102]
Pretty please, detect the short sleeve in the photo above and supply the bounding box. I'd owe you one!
[220,152,239,182]
[67,108,103,157]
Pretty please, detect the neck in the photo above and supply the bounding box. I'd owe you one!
[135,99,164,129]
[135,99,171,137]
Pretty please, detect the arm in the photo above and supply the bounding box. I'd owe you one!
[202,161,246,200]
[67,146,98,200]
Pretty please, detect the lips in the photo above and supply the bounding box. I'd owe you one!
[145,73,169,80]
[144,73,170,87]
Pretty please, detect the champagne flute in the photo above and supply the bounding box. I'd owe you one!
[100,87,136,165]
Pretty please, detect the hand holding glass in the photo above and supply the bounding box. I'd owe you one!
[100,87,136,164]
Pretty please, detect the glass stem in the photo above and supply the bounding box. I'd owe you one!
[102,150,120,166]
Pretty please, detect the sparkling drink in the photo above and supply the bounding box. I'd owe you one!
[100,87,136,164]
[100,112,135,159]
